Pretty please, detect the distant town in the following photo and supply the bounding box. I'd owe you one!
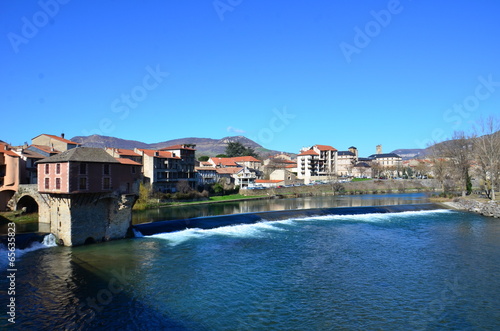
[1,133,434,210]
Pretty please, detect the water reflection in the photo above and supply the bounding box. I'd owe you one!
[133,193,430,224]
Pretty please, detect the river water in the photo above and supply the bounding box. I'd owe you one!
[1,194,500,330]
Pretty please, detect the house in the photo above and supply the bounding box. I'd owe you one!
[233,166,257,188]
[337,146,358,177]
[297,144,338,184]
[136,149,183,192]
[0,143,21,211]
[195,167,218,186]
[31,133,80,152]
[105,148,143,165]
[160,144,197,189]
[269,169,300,185]
[37,147,141,195]
[36,147,141,246]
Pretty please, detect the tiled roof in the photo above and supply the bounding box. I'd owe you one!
[210,157,239,167]
[32,134,81,145]
[231,156,262,163]
[160,144,196,151]
[115,149,141,157]
[0,145,19,157]
[216,167,241,174]
[138,149,181,159]
[20,149,45,159]
[38,147,120,164]
[315,144,337,151]
[285,164,296,168]
[31,145,61,154]
[115,158,142,165]
[298,150,319,156]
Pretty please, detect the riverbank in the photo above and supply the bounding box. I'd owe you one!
[442,196,500,218]
[242,179,441,197]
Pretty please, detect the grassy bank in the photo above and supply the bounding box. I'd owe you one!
[0,212,39,224]
[133,194,268,210]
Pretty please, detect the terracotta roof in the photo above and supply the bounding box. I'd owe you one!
[138,149,181,159]
[200,162,212,166]
[315,144,337,151]
[32,134,81,145]
[38,147,120,164]
[0,145,19,157]
[256,179,283,184]
[298,150,319,156]
[216,167,241,174]
[231,156,262,163]
[160,144,196,151]
[115,148,141,157]
[210,157,239,167]
[115,158,142,165]
[285,164,296,168]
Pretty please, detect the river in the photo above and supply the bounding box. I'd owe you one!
[1,193,499,330]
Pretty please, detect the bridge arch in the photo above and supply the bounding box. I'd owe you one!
[16,195,39,213]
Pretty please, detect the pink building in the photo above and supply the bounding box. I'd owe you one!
[37,147,141,195]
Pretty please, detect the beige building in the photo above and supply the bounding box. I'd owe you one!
[31,134,80,152]
[337,146,358,177]
[297,145,338,184]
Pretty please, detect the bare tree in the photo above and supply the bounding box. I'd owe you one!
[472,116,500,200]
[434,131,473,197]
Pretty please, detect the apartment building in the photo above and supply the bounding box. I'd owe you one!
[297,144,338,184]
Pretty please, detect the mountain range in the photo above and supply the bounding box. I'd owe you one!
[71,135,426,160]
[71,135,283,157]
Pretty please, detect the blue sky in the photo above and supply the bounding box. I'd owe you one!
[2,0,500,157]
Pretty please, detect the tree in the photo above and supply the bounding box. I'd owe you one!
[225,141,259,158]
[434,131,473,197]
[472,116,500,200]
[176,180,192,194]
[215,154,228,158]
[198,156,209,162]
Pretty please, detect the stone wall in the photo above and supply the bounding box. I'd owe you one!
[43,192,137,246]
[451,198,500,218]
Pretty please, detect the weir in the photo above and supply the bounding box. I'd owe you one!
[134,203,445,236]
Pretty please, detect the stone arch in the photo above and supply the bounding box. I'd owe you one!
[84,237,96,245]
[9,184,46,212]
[16,195,39,213]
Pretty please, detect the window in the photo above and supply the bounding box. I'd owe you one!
[45,164,50,174]
[44,178,49,190]
[132,166,136,174]
[56,163,61,174]
[103,177,111,190]
[79,177,87,190]
[79,163,87,175]
[56,178,61,190]
[103,164,110,175]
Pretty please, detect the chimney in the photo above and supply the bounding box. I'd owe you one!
[61,133,65,139]
[376,145,382,154]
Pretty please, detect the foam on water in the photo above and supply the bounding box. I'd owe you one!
[149,221,285,246]
[290,209,453,223]
[0,234,58,268]
[142,209,453,245]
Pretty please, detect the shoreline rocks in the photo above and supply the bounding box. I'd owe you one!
[445,198,500,218]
